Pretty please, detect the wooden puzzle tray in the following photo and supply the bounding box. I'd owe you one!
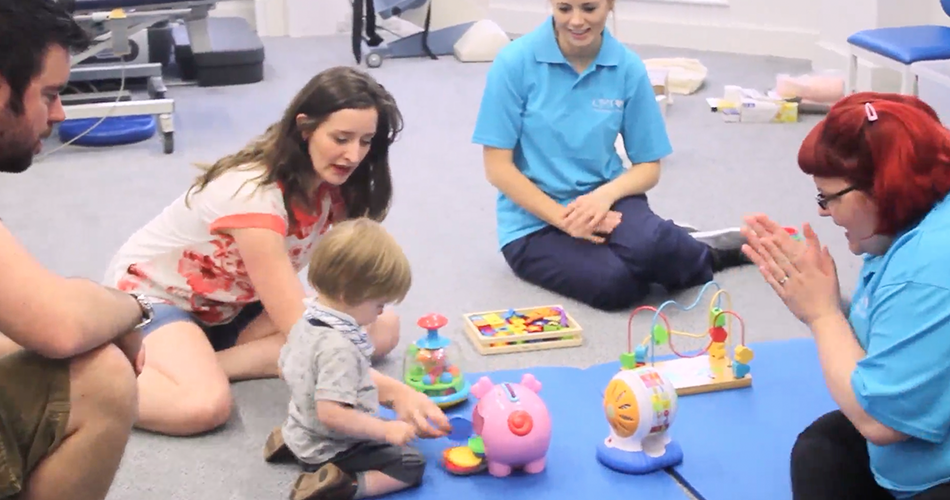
[461,305,584,355]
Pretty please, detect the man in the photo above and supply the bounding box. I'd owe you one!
[0,1,155,499]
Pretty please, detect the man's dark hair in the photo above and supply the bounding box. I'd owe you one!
[0,1,91,115]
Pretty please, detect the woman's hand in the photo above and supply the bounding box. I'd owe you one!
[597,211,622,234]
[390,387,451,439]
[741,214,807,261]
[743,222,842,327]
[559,193,618,243]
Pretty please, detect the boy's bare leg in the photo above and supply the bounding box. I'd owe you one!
[19,344,138,500]
[357,471,412,498]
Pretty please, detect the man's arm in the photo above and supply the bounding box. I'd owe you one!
[0,223,143,358]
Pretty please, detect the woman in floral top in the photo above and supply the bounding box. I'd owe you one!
[104,66,415,436]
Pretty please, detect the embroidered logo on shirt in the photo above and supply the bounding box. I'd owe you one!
[592,98,624,112]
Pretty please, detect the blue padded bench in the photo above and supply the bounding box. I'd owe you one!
[846,0,950,95]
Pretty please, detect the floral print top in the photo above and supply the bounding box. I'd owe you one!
[103,165,344,326]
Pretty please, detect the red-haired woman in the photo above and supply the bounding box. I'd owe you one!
[741,92,950,499]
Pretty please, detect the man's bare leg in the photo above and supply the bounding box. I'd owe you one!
[0,332,21,357]
[19,344,138,500]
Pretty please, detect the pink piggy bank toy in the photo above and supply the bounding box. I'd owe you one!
[470,373,552,477]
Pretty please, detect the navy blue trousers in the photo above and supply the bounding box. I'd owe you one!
[501,195,713,311]
[791,410,950,499]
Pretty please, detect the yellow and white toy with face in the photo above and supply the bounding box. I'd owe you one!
[602,366,679,457]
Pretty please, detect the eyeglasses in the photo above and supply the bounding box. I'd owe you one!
[816,186,856,210]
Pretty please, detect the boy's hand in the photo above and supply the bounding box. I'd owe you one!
[390,388,451,438]
[383,420,417,446]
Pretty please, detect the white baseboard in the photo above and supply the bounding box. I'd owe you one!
[487,3,818,60]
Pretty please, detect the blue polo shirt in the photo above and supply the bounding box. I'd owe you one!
[848,195,950,497]
[471,18,672,249]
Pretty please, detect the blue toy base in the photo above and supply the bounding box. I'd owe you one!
[58,115,156,147]
[429,380,471,408]
[596,439,684,474]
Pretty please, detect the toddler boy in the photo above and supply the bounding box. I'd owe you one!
[263,218,424,500]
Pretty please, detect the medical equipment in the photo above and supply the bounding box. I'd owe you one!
[351,0,509,68]
[171,16,265,88]
[60,0,257,154]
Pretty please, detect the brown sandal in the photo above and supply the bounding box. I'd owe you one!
[263,426,293,463]
[290,463,357,500]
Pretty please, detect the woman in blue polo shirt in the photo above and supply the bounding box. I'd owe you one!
[742,92,950,499]
[471,0,751,311]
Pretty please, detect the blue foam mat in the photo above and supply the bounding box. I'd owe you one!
[583,338,837,500]
[383,365,690,499]
[58,115,156,146]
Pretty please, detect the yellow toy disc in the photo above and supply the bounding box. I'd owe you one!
[446,446,481,468]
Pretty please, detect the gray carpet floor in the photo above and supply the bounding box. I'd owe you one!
[1,34,863,499]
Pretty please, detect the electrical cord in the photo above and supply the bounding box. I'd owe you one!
[36,14,132,161]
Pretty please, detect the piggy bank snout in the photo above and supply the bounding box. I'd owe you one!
[507,410,533,436]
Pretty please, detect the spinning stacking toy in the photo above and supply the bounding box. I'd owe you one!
[403,313,470,408]
[626,280,754,395]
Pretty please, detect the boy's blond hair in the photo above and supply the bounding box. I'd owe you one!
[307,218,411,306]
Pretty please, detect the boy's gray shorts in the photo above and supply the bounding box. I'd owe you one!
[302,442,426,485]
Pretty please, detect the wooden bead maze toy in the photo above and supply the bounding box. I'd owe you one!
[624,281,754,395]
[461,305,583,355]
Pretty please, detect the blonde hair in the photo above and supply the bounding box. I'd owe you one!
[307,218,411,306]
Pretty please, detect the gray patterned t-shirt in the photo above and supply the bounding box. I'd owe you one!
[278,305,379,465]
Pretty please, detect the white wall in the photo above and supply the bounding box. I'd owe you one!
[209,0,258,28]
[207,0,349,37]
[492,0,819,59]
[235,0,950,91]
[813,0,949,90]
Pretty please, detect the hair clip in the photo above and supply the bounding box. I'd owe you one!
[865,102,878,122]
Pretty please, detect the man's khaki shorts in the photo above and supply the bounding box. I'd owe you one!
[0,350,70,498]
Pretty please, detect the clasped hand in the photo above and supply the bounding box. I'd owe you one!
[740,214,843,327]
[559,192,618,243]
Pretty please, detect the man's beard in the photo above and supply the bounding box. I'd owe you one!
[0,104,39,174]
[0,140,34,174]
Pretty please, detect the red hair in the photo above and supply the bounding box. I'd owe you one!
[798,91,950,235]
